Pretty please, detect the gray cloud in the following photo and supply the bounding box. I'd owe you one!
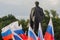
[0,0,60,19]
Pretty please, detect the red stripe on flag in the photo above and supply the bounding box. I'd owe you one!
[19,34,28,40]
[44,32,54,40]
[28,37,34,40]
[2,34,13,40]
[38,37,40,40]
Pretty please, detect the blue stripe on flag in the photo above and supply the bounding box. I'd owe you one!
[14,30,24,34]
[2,29,12,37]
[14,35,21,40]
[38,30,41,38]
[38,30,43,40]
[46,25,52,35]
[28,30,36,40]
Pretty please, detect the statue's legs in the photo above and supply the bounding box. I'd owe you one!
[34,19,39,35]
[30,20,34,29]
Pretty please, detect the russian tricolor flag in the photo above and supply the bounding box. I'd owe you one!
[12,31,22,40]
[38,23,44,40]
[14,25,28,40]
[44,18,54,40]
[9,21,22,40]
[28,24,37,40]
[10,23,27,40]
[1,25,13,40]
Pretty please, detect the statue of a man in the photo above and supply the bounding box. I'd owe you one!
[30,1,45,33]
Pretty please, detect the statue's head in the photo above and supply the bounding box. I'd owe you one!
[35,1,39,7]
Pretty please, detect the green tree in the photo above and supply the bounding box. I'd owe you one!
[44,10,50,17]
[50,10,59,18]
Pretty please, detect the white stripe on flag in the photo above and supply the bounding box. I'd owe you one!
[38,23,44,40]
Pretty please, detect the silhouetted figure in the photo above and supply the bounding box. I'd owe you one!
[30,1,45,34]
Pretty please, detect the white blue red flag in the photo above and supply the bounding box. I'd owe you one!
[1,25,13,40]
[38,23,44,40]
[44,18,54,40]
[28,24,37,40]
[12,31,22,40]
[10,23,27,40]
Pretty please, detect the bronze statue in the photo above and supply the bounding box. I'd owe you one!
[30,1,45,33]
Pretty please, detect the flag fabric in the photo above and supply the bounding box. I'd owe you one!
[10,23,27,40]
[14,25,28,40]
[44,18,54,40]
[12,31,22,40]
[38,23,44,40]
[28,24,37,40]
[9,21,22,40]
[10,21,18,28]
[1,25,13,40]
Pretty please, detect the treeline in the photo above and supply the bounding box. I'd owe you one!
[0,10,60,40]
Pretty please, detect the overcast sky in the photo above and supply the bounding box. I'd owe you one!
[0,0,60,19]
